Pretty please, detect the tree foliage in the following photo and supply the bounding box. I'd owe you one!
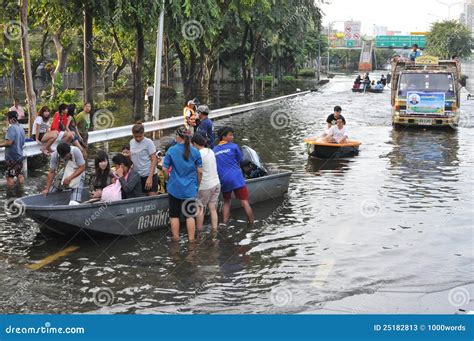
[426,20,472,59]
[2,0,326,118]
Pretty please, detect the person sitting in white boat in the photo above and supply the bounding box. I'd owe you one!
[112,153,144,199]
[326,106,346,129]
[374,81,384,90]
[42,142,86,205]
[322,118,349,144]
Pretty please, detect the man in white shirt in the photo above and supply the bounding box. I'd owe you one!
[191,133,221,231]
[323,117,349,144]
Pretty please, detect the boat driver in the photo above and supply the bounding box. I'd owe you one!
[326,106,346,129]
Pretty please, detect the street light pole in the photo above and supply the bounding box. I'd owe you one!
[437,1,463,19]
[327,23,331,75]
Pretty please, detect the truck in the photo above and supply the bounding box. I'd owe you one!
[390,56,461,128]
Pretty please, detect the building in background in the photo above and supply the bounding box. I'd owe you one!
[374,26,388,36]
[460,0,474,38]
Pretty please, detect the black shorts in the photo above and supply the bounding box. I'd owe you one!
[5,159,24,178]
[140,174,159,193]
[168,194,200,219]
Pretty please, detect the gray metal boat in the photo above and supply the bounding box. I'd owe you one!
[15,171,291,236]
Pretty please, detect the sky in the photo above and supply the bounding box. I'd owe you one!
[321,0,465,35]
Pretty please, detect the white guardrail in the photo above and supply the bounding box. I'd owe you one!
[0,91,310,162]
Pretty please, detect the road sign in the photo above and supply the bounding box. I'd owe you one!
[375,35,426,48]
[344,21,361,41]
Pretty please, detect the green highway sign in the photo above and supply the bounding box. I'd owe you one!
[375,35,426,48]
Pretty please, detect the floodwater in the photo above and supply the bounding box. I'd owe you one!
[1,74,473,314]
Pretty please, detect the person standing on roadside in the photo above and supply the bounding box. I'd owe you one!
[76,102,92,145]
[145,82,154,114]
[9,99,25,121]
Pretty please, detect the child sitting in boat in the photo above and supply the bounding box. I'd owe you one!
[322,117,349,144]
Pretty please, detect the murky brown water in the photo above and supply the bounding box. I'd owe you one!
[1,74,473,314]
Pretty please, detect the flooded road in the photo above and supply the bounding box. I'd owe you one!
[1,74,473,314]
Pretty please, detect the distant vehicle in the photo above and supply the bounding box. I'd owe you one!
[390,56,461,128]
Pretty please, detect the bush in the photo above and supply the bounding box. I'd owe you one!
[95,100,117,111]
[42,89,81,111]
[256,74,274,85]
[282,75,296,83]
[298,68,316,77]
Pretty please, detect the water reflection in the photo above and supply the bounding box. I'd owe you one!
[383,128,460,212]
[306,157,352,175]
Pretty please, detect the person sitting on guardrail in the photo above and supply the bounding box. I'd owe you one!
[42,142,86,205]
[32,106,51,144]
[213,126,254,224]
[66,104,86,154]
[0,111,26,187]
[40,103,74,155]
[322,118,349,144]
[130,123,159,196]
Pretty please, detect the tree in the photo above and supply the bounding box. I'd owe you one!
[19,0,36,134]
[426,20,472,59]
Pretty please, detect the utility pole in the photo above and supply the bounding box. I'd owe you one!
[152,5,165,122]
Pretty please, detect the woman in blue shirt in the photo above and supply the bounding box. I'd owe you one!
[163,128,203,242]
[213,126,254,224]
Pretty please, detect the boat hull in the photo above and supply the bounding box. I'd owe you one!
[305,140,361,159]
[16,172,291,236]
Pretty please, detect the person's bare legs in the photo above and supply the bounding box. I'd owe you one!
[17,175,25,185]
[208,202,218,230]
[6,177,15,188]
[240,200,254,224]
[186,217,196,242]
[170,217,180,241]
[41,131,58,154]
[222,198,231,224]
[196,205,205,231]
